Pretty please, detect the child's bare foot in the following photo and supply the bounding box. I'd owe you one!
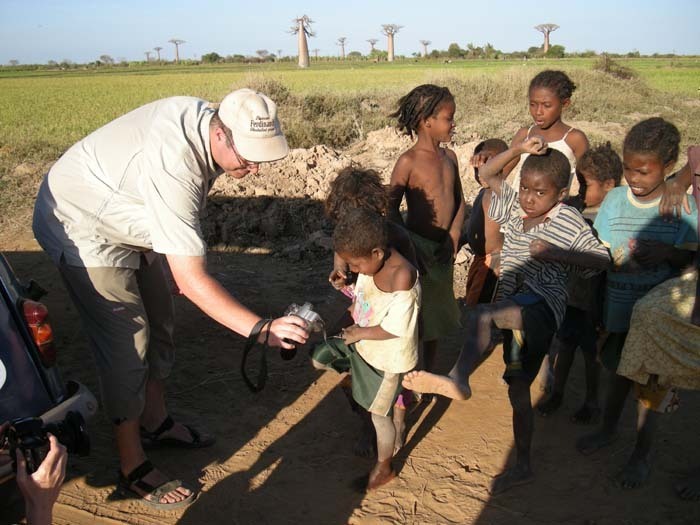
[536,391,563,416]
[675,468,700,501]
[489,464,534,495]
[616,456,651,489]
[392,407,406,455]
[576,429,616,455]
[367,459,396,491]
[571,403,600,425]
[402,371,471,400]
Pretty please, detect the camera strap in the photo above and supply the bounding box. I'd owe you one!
[240,318,272,393]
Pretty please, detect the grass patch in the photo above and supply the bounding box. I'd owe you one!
[1,58,699,226]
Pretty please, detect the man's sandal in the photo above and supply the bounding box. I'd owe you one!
[115,460,196,510]
[140,415,215,449]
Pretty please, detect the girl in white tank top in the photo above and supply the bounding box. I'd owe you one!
[505,70,589,194]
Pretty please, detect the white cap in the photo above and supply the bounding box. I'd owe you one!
[218,88,289,162]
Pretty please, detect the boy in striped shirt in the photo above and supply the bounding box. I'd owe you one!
[404,136,611,494]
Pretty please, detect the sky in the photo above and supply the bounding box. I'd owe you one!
[1,0,698,64]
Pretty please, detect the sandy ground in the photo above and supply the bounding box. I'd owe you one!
[1,129,699,524]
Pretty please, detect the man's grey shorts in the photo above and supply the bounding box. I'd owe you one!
[58,254,175,421]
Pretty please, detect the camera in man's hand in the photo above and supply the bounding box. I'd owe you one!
[282,302,324,360]
[4,411,89,473]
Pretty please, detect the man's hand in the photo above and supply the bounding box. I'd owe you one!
[16,433,67,525]
[265,316,309,349]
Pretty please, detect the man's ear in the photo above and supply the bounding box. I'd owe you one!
[558,188,569,202]
[603,179,616,191]
[561,97,571,109]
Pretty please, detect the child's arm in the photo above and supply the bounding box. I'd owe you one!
[388,154,411,225]
[443,150,466,259]
[479,137,547,196]
[629,239,695,270]
[329,252,349,290]
[659,161,693,220]
[501,127,529,177]
[529,239,611,271]
[342,324,397,345]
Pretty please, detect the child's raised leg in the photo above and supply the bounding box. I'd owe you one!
[490,376,535,495]
[617,404,659,489]
[577,372,632,454]
[368,412,397,490]
[403,300,522,400]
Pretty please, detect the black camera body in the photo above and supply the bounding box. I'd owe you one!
[4,411,89,473]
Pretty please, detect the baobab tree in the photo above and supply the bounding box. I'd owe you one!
[312,48,320,59]
[277,49,283,60]
[168,38,185,63]
[290,15,314,68]
[367,38,378,53]
[154,46,163,62]
[381,24,403,62]
[337,37,347,59]
[534,23,559,54]
[419,40,431,58]
[9,59,18,66]
[144,51,152,62]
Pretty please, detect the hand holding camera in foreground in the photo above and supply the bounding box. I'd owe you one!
[263,315,310,349]
[14,430,67,525]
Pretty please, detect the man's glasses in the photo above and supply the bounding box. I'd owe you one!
[231,140,259,168]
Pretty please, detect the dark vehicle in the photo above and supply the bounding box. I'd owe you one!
[0,253,97,482]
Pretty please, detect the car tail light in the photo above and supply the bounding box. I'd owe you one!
[22,299,57,367]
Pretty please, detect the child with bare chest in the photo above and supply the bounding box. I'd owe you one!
[389,84,466,372]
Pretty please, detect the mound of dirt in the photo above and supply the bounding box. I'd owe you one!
[202,127,485,260]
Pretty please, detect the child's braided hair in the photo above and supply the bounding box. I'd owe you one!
[390,84,454,139]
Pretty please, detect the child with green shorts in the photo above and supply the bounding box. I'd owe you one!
[312,208,420,492]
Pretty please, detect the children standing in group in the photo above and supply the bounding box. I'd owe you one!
[312,208,421,491]
[388,84,466,373]
[404,137,611,495]
[504,70,590,191]
[537,143,623,423]
[577,118,698,489]
[464,139,508,305]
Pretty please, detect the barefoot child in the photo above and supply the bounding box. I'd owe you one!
[503,70,590,392]
[577,119,698,490]
[312,208,420,491]
[404,137,610,494]
[537,143,623,423]
[464,138,508,305]
[324,167,418,456]
[616,145,700,500]
[388,84,466,373]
